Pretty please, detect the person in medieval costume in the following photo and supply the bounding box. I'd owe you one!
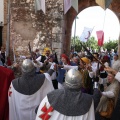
[34,48,41,58]
[57,54,71,89]
[0,66,15,120]
[112,53,120,71]
[35,69,101,120]
[98,56,109,92]
[91,53,100,78]
[0,46,6,65]
[0,54,3,66]
[9,59,55,120]
[104,67,120,120]
[47,54,58,89]
[58,57,94,94]
[79,57,93,94]
[96,72,120,120]
[36,47,52,73]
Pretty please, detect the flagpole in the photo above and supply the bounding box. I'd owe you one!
[73,16,79,51]
[74,17,76,51]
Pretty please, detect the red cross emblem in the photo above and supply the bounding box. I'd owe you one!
[39,103,54,120]
[8,86,12,97]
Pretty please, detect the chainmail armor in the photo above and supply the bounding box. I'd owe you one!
[47,85,92,116]
[12,68,54,95]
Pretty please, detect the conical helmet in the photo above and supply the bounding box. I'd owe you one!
[21,59,35,73]
[65,69,83,89]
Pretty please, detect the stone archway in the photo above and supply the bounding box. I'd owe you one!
[64,0,120,55]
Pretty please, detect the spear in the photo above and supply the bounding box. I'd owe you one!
[80,42,105,68]
[28,42,34,60]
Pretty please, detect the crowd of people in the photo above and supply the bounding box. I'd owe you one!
[0,46,120,120]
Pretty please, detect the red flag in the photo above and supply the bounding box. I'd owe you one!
[96,30,104,46]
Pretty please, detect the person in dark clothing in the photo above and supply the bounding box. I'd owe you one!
[0,46,6,65]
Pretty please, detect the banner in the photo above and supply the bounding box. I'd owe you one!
[64,0,71,14]
[64,0,78,14]
[71,0,78,13]
[105,0,112,9]
[35,0,45,14]
[96,0,112,10]
[80,27,93,42]
[96,30,104,46]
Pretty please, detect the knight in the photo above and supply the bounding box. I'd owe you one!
[35,69,101,120]
[9,59,55,120]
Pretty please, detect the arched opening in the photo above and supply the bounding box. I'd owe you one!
[71,6,120,52]
[64,0,120,55]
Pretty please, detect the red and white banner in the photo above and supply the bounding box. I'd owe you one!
[64,0,78,14]
[35,0,45,14]
[80,27,93,42]
[96,30,104,46]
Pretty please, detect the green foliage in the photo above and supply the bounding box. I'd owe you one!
[71,36,99,52]
[71,36,82,51]
[86,37,99,50]
[71,36,118,52]
[103,40,118,52]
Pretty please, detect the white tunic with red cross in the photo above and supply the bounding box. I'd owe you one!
[9,73,54,120]
[35,96,95,120]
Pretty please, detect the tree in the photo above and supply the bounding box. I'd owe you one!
[71,36,99,52]
[71,36,82,52]
[103,40,118,52]
[71,36,118,53]
[86,37,99,51]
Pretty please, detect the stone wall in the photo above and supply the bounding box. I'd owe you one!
[2,0,8,47]
[3,0,120,59]
[10,0,64,59]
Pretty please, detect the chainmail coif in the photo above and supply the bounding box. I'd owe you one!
[12,68,45,95]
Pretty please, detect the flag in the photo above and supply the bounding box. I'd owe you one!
[71,0,78,13]
[105,0,112,9]
[96,0,112,10]
[64,0,71,14]
[80,27,93,42]
[96,30,104,46]
[35,0,45,14]
[64,0,78,14]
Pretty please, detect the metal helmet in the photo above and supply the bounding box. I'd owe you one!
[21,59,35,73]
[65,69,83,89]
